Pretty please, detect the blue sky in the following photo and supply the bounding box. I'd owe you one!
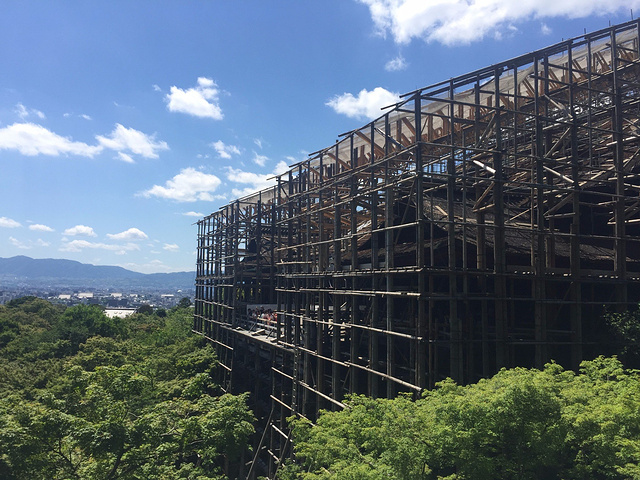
[1,0,639,273]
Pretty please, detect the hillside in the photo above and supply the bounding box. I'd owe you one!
[0,256,195,289]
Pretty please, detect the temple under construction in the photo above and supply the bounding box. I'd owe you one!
[194,20,640,477]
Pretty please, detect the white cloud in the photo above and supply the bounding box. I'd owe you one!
[97,124,169,159]
[0,122,167,160]
[253,152,268,167]
[273,160,290,175]
[254,138,263,149]
[29,224,54,232]
[0,123,102,157]
[385,54,408,71]
[326,87,400,120]
[165,77,224,119]
[15,103,45,120]
[15,104,28,118]
[358,0,640,46]
[9,237,29,249]
[183,211,204,217]
[541,23,552,35]
[163,243,180,252]
[225,160,290,198]
[492,23,519,41]
[106,228,148,241]
[211,140,241,159]
[9,237,49,249]
[153,84,162,92]
[60,239,140,255]
[0,217,21,228]
[140,167,223,202]
[118,152,135,163]
[63,225,97,237]
[63,113,92,120]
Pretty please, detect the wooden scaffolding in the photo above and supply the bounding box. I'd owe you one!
[193,20,640,477]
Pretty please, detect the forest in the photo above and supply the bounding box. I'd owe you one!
[279,307,640,480]
[2,298,640,479]
[0,297,254,479]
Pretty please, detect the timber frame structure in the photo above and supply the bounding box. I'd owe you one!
[194,21,640,477]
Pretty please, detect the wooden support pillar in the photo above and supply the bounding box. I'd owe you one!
[568,46,583,369]
[256,198,263,304]
[477,200,490,376]
[369,129,380,398]
[385,185,395,398]
[473,82,491,377]
[612,31,628,311]
[302,193,313,417]
[533,56,548,369]
[332,181,341,404]
[447,81,462,383]
[415,94,428,389]
[350,137,359,394]
[493,69,508,369]
[369,293,379,398]
[276,177,283,346]
[232,201,240,328]
[269,189,277,305]
[285,173,294,346]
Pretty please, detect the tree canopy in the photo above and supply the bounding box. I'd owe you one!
[6,297,640,479]
[282,357,640,480]
[0,297,254,480]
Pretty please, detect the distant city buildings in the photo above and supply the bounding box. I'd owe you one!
[0,285,193,310]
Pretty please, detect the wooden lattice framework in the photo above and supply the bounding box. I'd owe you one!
[194,21,640,478]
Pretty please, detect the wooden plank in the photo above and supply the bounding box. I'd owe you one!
[545,192,574,216]
[324,150,351,172]
[473,182,494,211]
[543,165,574,185]
[472,159,496,175]
[355,130,385,158]
[401,116,416,137]
[521,78,535,97]
[546,127,571,157]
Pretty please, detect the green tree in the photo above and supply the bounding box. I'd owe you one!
[283,357,640,480]
[49,304,126,355]
[0,298,254,479]
[606,306,640,367]
[136,304,154,315]
[0,297,63,359]
[177,297,192,309]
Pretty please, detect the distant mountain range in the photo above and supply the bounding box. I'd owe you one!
[0,256,195,290]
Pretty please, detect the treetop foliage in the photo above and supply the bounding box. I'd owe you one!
[0,297,254,480]
[282,357,640,480]
[6,296,640,479]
